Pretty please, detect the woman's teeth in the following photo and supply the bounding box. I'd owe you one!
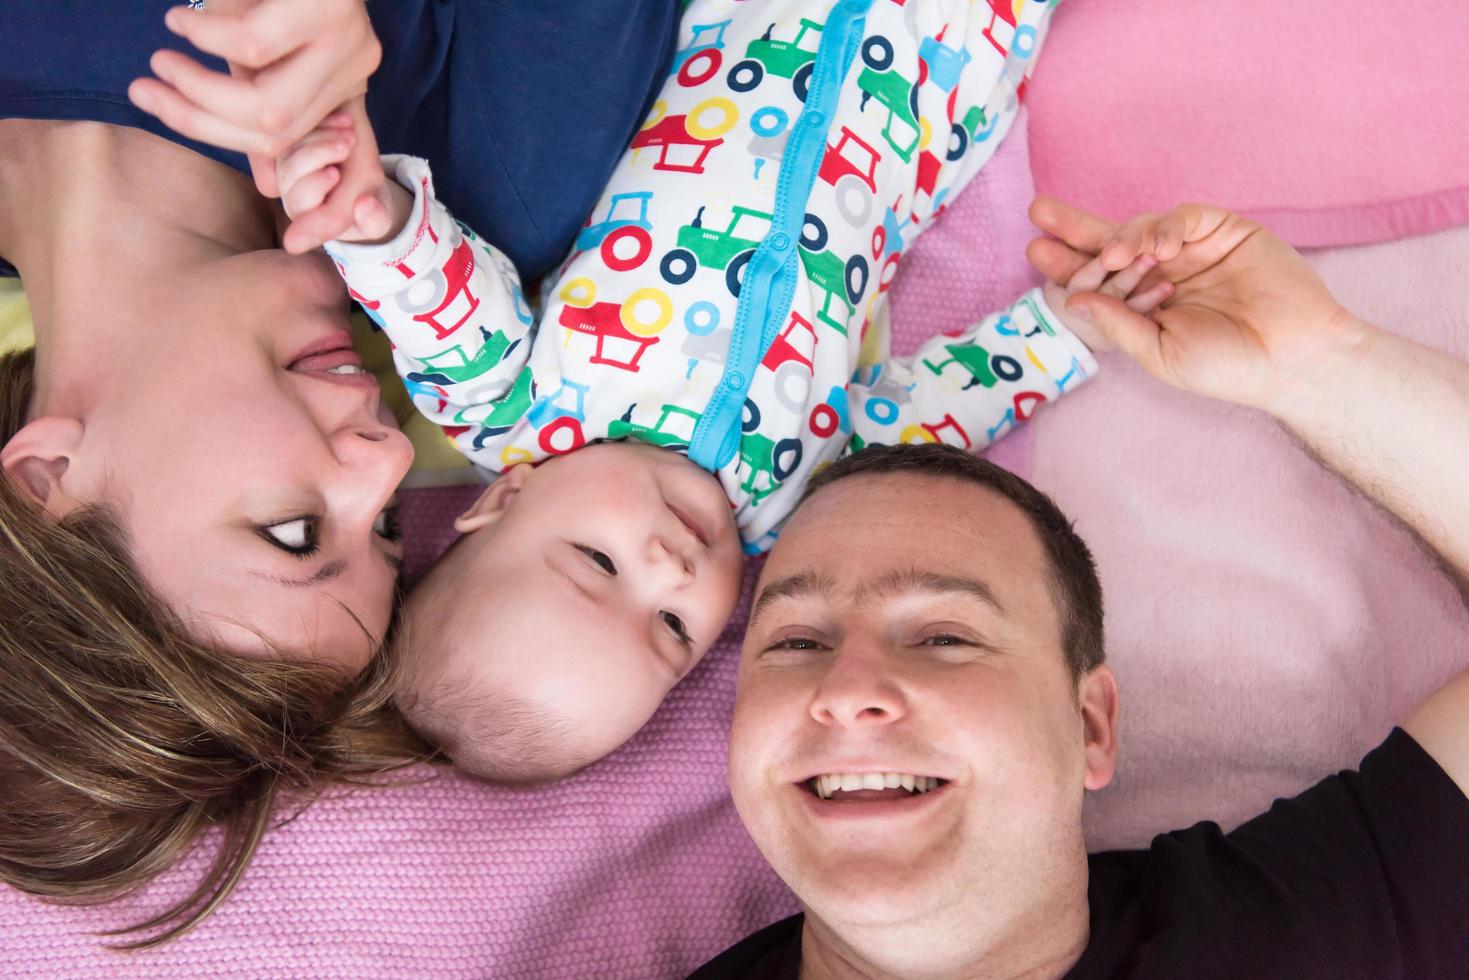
[325,364,367,375]
[809,773,945,799]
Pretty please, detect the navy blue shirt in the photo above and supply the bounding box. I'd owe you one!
[692,729,1469,978]
[0,1,678,279]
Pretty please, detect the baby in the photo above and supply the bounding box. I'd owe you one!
[278,0,1165,781]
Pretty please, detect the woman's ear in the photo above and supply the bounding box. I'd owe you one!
[0,416,87,517]
[1078,664,1121,792]
[454,463,533,534]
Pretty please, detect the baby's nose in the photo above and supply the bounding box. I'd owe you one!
[647,536,696,585]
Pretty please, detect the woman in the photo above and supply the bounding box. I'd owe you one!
[0,0,677,945]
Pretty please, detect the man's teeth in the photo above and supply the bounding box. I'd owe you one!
[810,773,944,800]
[325,364,367,375]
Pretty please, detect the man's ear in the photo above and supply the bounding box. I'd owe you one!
[0,416,87,517]
[454,463,532,534]
[1078,664,1120,792]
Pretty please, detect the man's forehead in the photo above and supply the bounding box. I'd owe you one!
[776,472,1043,565]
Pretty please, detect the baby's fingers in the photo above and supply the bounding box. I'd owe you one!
[282,166,342,220]
[1097,254,1157,299]
[1125,280,1174,315]
[276,129,355,202]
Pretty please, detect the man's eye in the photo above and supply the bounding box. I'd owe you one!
[766,636,824,652]
[922,634,969,647]
[260,516,320,558]
[575,545,617,575]
[661,611,691,645]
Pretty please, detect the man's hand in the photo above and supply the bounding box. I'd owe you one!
[127,0,381,196]
[1041,251,1174,353]
[275,97,411,254]
[1027,197,1362,414]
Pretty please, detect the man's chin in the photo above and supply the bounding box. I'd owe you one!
[785,854,950,929]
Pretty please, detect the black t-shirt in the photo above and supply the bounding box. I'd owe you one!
[692,729,1469,978]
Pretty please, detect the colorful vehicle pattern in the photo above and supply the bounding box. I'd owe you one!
[332,0,1081,551]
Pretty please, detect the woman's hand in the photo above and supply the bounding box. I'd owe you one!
[127,0,381,196]
[1027,197,1360,413]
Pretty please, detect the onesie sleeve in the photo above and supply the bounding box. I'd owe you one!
[848,286,1096,451]
[326,155,538,464]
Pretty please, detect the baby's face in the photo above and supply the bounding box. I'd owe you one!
[430,443,747,764]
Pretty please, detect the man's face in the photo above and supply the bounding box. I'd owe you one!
[729,472,1117,937]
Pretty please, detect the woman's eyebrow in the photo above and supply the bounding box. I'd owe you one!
[254,559,348,588]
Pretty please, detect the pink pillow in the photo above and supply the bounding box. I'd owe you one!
[1027,0,1469,247]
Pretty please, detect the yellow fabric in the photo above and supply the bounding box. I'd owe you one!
[0,278,30,354]
[0,277,471,477]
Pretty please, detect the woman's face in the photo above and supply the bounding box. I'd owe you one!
[71,248,414,672]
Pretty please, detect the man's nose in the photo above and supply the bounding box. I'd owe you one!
[809,645,907,728]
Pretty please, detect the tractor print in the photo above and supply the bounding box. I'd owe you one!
[918,27,972,93]
[608,402,703,450]
[856,35,921,163]
[922,342,1025,391]
[796,213,868,335]
[470,366,538,447]
[818,126,880,227]
[727,18,823,102]
[576,192,655,272]
[393,228,481,341]
[671,19,732,87]
[631,97,739,174]
[659,204,771,296]
[557,284,671,373]
[406,326,517,386]
[950,103,997,161]
[738,430,804,505]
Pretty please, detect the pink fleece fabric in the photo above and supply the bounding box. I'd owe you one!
[1026,0,1469,248]
[5,108,1468,974]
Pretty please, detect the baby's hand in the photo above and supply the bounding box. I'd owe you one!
[1028,198,1354,413]
[1042,252,1174,353]
[275,96,409,253]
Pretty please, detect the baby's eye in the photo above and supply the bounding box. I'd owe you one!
[661,611,691,645]
[575,545,617,575]
[260,516,320,558]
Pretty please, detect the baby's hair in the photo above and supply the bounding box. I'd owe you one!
[403,679,594,784]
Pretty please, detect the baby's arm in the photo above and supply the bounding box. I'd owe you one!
[314,154,538,470]
[848,259,1166,451]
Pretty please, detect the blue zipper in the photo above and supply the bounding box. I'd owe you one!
[687,0,873,471]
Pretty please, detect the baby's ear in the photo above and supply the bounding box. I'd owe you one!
[454,464,532,533]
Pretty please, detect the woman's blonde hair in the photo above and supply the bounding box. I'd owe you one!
[0,347,426,948]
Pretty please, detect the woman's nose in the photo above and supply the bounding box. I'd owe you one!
[330,423,414,491]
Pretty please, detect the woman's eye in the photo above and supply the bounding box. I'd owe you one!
[661,611,691,645]
[260,517,319,557]
[372,507,402,543]
[575,545,617,575]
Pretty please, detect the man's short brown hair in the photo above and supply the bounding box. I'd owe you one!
[802,444,1104,680]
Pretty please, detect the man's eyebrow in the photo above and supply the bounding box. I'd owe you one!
[255,559,348,588]
[861,569,1007,616]
[750,573,835,628]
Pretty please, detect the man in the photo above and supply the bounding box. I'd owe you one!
[694,199,1469,977]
